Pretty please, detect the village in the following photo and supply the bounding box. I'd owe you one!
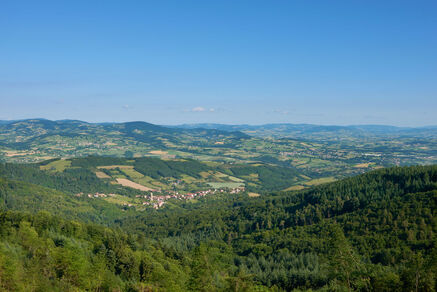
[75,186,245,209]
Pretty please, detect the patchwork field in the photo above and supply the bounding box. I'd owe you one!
[28,156,310,195]
[1,120,436,187]
[115,178,156,191]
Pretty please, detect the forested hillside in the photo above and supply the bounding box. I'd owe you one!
[0,211,194,291]
[0,156,302,194]
[0,165,435,291]
[0,175,139,224]
[120,165,437,291]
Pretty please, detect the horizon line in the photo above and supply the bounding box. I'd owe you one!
[1,117,436,129]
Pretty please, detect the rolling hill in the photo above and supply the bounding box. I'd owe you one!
[175,122,437,139]
[0,118,248,151]
[1,119,436,189]
[0,156,304,194]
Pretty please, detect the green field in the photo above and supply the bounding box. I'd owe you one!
[207,182,244,188]
[303,176,337,186]
[120,167,144,179]
[40,159,71,172]
[2,119,436,184]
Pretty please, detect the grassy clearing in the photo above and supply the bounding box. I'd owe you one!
[180,174,197,183]
[121,168,144,179]
[303,177,336,186]
[208,182,244,188]
[40,159,71,172]
[240,174,260,183]
[104,194,139,206]
[214,172,228,178]
[135,176,167,189]
[112,174,127,179]
[248,192,260,197]
[199,171,212,178]
[212,172,244,182]
[228,176,244,182]
[283,185,306,191]
[97,165,133,169]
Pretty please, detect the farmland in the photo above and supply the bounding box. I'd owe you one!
[0,155,313,210]
[0,119,436,184]
[0,120,436,289]
[115,178,155,191]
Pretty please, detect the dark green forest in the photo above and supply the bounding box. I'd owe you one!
[0,164,436,291]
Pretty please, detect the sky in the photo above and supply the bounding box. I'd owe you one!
[1,0,436,126]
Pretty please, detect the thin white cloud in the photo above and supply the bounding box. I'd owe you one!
[191,106,206,112]
[189,106,216,113]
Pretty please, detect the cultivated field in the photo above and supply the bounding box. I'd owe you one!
[208,182,244,188]
[283,185,306,191]
[149,150,168,155]
[95,171,111,179]
[115,178,155,191]
[40,159,71,172]
[97,165,134,169]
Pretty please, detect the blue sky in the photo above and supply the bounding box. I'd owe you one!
[1,0,436,126]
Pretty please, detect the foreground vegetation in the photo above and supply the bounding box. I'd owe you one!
[0,164,435,291]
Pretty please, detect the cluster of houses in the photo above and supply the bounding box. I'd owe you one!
[75,192,116,198]
[141,200,165,209]
[139,187,246,209]
[75,187,245,210]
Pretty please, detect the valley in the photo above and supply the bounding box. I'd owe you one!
[0,119,436,291]
[1,119,436,189]
[0,155,302,211]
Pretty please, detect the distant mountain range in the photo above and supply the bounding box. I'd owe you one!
[1,119,436,168]
[0,118,248,147]
[174,123,437,138]
[0,119,253,163]
[1,119,436,138]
